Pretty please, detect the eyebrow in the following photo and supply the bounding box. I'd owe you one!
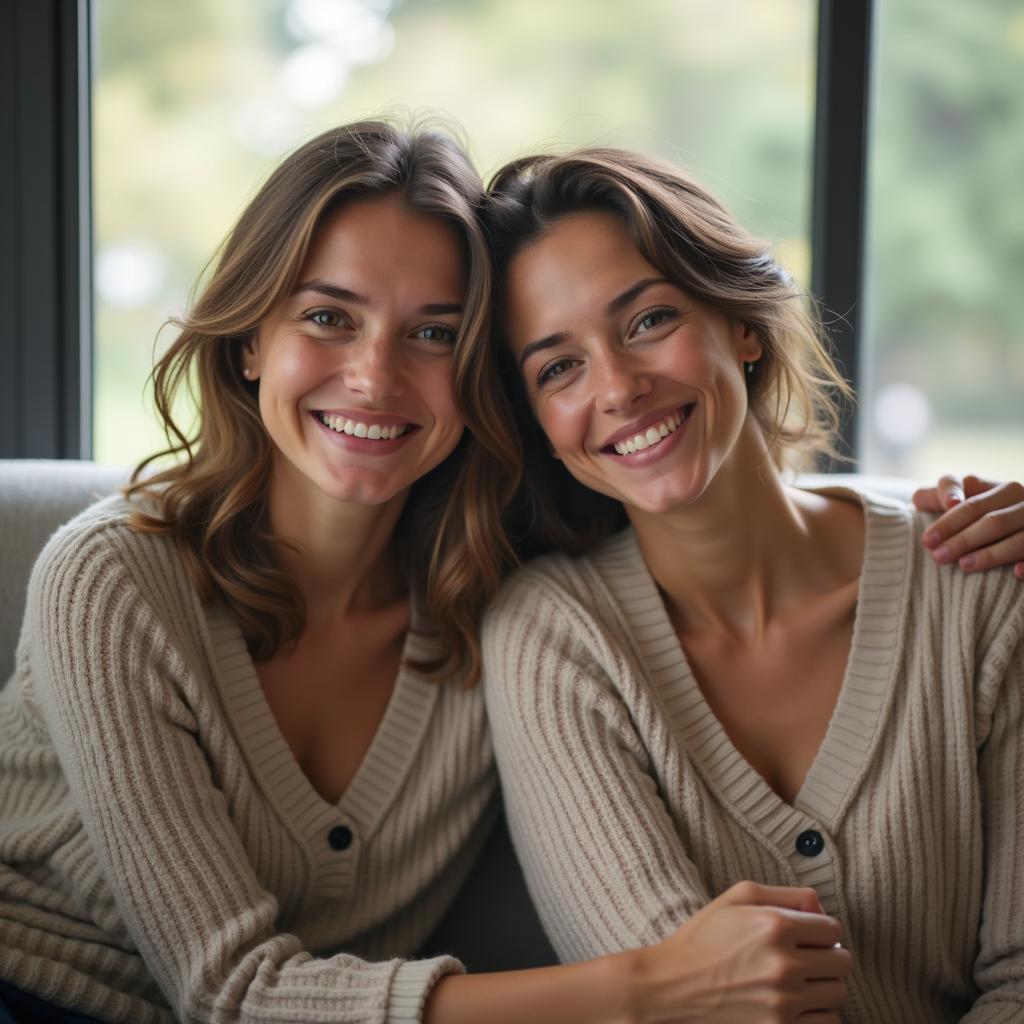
[293,279,463,315]
[517,277,671,369]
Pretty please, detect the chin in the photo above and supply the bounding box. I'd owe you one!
[315,472,406,507]
[624,476,710,516]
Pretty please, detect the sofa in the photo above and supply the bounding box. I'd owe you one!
[0,459,917,972]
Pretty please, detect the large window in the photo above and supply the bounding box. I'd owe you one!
[862,0,1024,481]
[91,0,816,465]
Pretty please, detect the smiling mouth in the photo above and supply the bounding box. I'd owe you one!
[314,411,415,441]
[603,403,696,457]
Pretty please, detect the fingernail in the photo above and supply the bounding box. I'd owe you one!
[933,545,952,564]
[922,530,940,549]
[959,554,976,571]
[1015,564,1024,581]
[946,496,962,507]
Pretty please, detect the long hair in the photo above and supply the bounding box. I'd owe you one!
[127,120,519,684]
[474,148,853,559]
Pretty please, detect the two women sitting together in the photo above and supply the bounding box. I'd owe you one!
[1,120,1021,1023]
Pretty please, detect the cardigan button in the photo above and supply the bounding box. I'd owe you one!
[795,829,825,857]
[327,825,353,851]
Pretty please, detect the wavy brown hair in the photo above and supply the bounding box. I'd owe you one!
[126,120,519,684]
[473,148,853,559]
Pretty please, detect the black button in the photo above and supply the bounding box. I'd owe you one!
[795,829,825,857]
[328,825,353,851]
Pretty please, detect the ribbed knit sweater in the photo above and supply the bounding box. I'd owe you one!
[482,490,1024,1023]
[0,497,496,1023]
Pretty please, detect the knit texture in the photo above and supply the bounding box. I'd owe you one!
[483,490,1024,1023]
[0,497,497,1023]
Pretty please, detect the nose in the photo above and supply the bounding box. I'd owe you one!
[341,328,404,403]
[593,347,652,414]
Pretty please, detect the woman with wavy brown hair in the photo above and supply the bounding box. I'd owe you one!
[479,147,1024,1023]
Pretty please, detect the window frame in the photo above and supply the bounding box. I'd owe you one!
[0,0,871,465]
[1,0,93,459]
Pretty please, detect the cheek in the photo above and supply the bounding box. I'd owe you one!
[535,395,587,455]
[421,363,463,432]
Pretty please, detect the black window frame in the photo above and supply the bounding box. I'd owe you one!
[1,0,92,460]
[0,0,871,465]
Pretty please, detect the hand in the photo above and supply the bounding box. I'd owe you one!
[913,474,1024,579]
[629,881,853,1023]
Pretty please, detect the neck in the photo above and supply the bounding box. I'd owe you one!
[266,462,409,627]
[627,427,857,641]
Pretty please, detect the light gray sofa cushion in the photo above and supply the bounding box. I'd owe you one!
[0,460,128,682]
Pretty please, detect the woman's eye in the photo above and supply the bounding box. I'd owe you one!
[305,308,344,329]
[633,307,675,335]
[537,357,579,386]
[414,324,458,345]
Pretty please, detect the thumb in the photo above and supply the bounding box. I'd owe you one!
[713,881,825,915]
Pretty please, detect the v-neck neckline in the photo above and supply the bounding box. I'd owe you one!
[202,595,440,854]
[592,488,914,839]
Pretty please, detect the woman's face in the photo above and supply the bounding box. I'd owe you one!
[243,193,467,508]
[503,210,761,515]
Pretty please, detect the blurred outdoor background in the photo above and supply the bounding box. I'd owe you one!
[92,0,1023,479]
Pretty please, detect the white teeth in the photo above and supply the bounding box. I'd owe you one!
[611,408,689,456]
[317,413,407,440]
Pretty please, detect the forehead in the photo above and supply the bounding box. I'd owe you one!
[503,211,659,338]
[302,194,467,296]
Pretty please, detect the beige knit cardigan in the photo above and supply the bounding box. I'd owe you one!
[0,497,497,1023]
[483,490,1024,1023]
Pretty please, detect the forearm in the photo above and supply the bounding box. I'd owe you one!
[423,954,642,1024]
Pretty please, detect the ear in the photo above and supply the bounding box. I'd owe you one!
[733,320,763,368]
[240,332,261,381]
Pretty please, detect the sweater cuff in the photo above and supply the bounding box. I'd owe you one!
[386,955,465,1023]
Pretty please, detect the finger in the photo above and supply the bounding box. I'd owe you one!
[797,1013,841,1023]
[776,909,844,948]
[912,487,945,514]
[796,978,849,1011]
[962,474,1001,498]
[921,484,1024,553]
[957,534,1024,573]
[936,474,965,508]
[913,473,963,513]
[716,881,824,914]
[795,946,855,980]
[928,503,1024,565]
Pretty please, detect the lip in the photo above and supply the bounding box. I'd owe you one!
[599,403,693,450]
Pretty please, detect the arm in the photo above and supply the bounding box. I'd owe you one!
[28,525,456,1024]
[913,474,1024,578]
[961,608,1024,1021]
[481,575,851,1023]
[424,882,848,1024]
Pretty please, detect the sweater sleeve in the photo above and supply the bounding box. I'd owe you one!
[26,521,460,1024]
[482,569,710,964]
[962,604,1024,1022]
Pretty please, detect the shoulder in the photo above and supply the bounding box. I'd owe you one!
[482,531,644,703]
[854,491,1024,698]
[485,529,639,637]
[27,494,198,644]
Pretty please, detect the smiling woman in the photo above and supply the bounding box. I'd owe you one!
[479,147,1024,1023]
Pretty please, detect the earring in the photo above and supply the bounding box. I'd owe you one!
[242,367,253,379]
[745,361,755,374]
